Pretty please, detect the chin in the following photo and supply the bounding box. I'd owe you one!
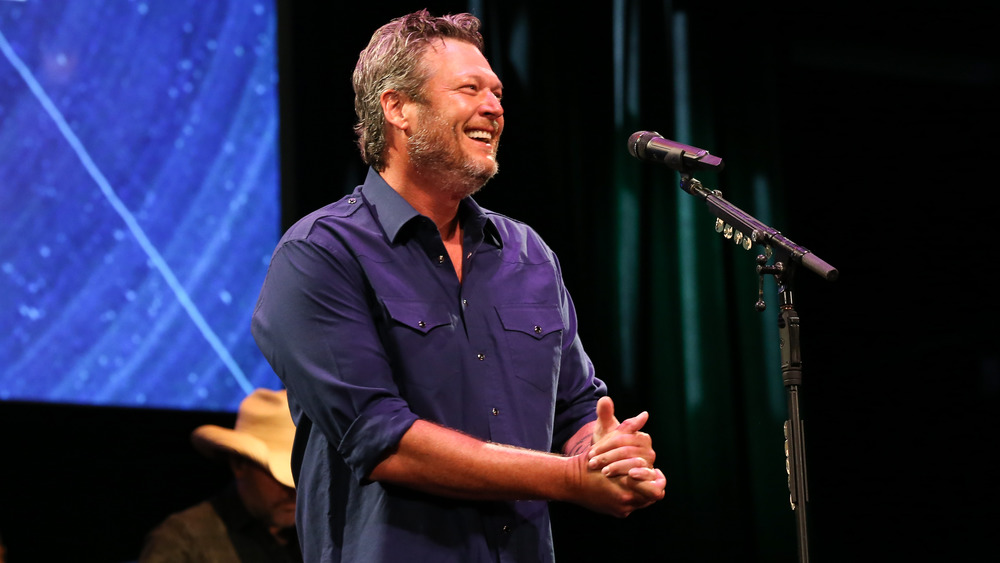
[470,156,499,183]
[272,512,297,530]
[439,161,496,198]
[275,518,296,530]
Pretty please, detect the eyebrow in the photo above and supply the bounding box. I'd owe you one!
[451,69,502,90]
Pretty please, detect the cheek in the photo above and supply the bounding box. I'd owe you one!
[271,499,297,528]
[261,479,295,504]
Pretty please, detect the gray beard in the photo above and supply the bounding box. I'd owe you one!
[407,109,499,199]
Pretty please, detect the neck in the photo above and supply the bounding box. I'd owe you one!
[379,165,464,237]
[379,165,467,281]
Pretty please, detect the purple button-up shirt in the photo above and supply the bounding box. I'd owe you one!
[252,168,606,562]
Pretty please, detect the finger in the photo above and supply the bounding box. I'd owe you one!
[626,470,667,502]
[605,473,666,512]
[588,411,651,459]
[588,443,655,469]
[626,466,659,481]
[588,431,653,458]
[597,456,651,477]
[615,410,649,434]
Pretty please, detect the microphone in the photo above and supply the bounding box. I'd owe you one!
[627,131,724,173]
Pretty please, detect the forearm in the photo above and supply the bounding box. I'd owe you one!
[368,419,584,503]
[562,420,597,457]
[368,411,665,518]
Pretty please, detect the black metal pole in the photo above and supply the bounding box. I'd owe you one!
[776,269,810,563]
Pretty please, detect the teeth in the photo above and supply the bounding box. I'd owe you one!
[466,130,491,142]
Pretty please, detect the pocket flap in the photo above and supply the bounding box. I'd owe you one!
[495,304,562,340]
[382,298,451,334]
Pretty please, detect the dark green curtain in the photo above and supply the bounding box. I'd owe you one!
[476,2,797,561]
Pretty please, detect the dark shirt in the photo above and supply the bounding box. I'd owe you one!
[252,168,606,562]
[139,483,302,563]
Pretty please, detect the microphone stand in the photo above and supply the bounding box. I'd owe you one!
[679,174,838,563]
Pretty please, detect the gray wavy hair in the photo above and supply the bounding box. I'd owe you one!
[352,9,485,171]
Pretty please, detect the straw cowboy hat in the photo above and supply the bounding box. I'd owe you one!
[191,388,296,488]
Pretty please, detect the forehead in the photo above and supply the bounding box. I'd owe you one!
[422,38,501,87]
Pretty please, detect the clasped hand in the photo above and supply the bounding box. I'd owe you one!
[577,396,666,517]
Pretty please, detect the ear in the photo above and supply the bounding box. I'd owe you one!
[381,89,412,133]
[229,454,251,478]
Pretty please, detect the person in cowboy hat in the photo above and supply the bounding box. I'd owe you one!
[139,388,301,563]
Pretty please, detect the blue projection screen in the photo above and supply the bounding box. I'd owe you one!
[0,1,281,411]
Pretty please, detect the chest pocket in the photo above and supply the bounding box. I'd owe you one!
[380,298,457,391]
[496,304,564,392]
[382,298,452,334]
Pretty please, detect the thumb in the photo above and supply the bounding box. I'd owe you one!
[594,396,619,442]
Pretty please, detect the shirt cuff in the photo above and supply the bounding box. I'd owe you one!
[338,397,419,482]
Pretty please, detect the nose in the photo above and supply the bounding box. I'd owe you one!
[481,91,503,119]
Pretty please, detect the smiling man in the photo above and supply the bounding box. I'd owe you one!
[251,10,666,563]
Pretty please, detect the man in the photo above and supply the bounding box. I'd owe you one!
[139,388,301,563]
[251,9,666,562]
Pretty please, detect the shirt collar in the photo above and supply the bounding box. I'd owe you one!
[360,167,502,249]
